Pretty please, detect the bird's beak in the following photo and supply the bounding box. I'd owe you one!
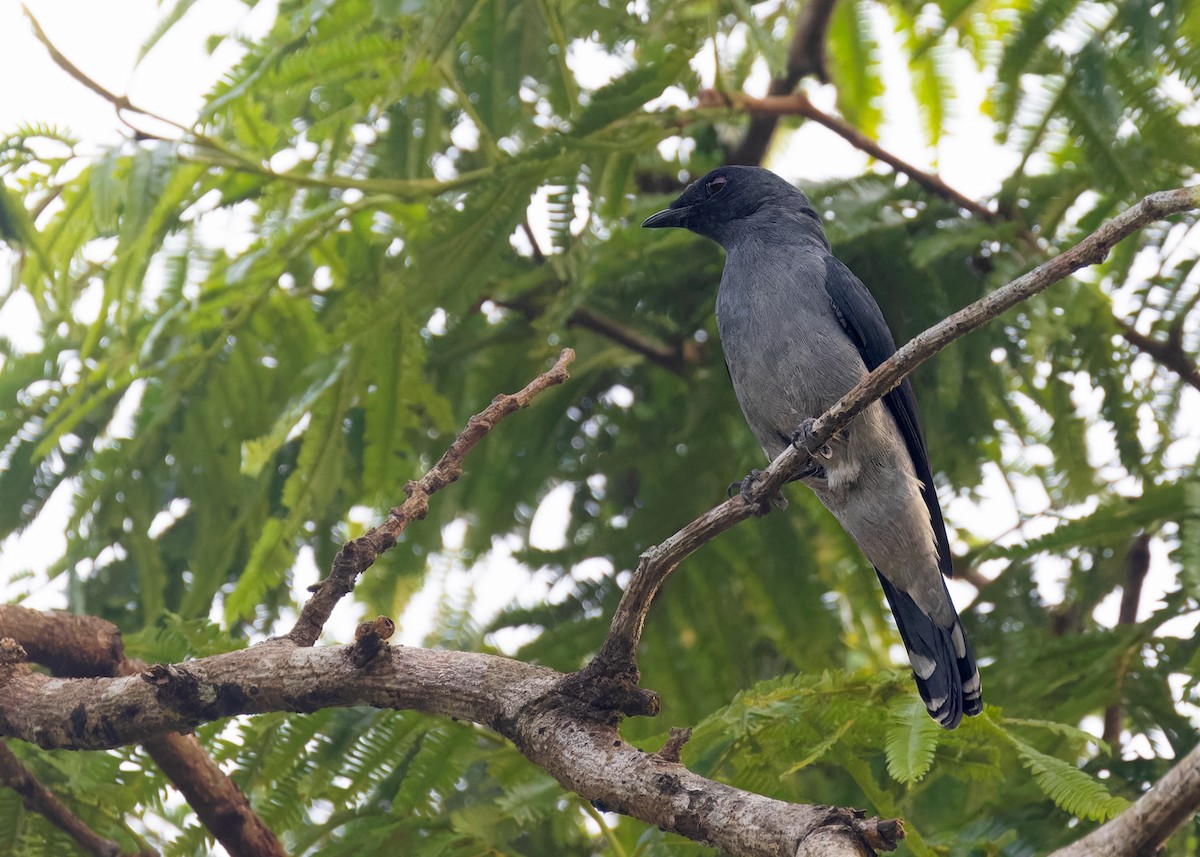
[642,206,691,229]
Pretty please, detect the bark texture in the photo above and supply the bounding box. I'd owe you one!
[0,641,900,856]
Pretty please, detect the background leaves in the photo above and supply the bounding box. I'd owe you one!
[2,0,1199,854]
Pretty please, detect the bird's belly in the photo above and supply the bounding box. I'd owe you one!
[809,410,948,622]
[722,324,865,460]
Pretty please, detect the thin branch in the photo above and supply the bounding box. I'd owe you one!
[512,223,696,373]
[487,294,695,376]
[589,185,1200,677]
[1102,533,1152,747]
[728,0,840,166]
[521,219,547,264]
[285,348,575,647]
[0,741,142,857]
[568,307,694,375]
[0,640,900,857]
[721,91,995,220]
[0,606,286,857]
[21,5,132,113]
[1114,318,1200,393]
[22,5,493,202]
[1048,742,1200,857]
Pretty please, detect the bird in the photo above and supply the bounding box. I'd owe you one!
[642,165,982,728]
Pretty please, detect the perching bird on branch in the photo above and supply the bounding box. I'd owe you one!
[643,166,982,728]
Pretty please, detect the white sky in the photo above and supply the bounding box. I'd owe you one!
[0,0,1196,754]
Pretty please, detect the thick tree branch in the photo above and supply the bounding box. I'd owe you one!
[141,733,286,857]
[0,608,124,677]
[0,740,144,857]
[1048,742,1200,857]
[0,605,287,857]
[728,0,840,166]
[590,185,1200,677]
[0,640,899,856]
[286,348,575,647]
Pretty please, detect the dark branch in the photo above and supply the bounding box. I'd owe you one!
[1115,318,1200,393]
[568,306,696,375]
[1102,533,1152,747]
[286,348,575,646]
[719,91,995,220]
[0,740,143,857]
[589,185,1200,678]
[728,0,840,166]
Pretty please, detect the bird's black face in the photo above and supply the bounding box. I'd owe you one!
[642,166,767,235]
[646,165,805,235]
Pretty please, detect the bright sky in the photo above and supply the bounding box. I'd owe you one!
[1,0,1195,753]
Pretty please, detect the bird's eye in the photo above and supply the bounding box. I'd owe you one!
[705,176,727,198]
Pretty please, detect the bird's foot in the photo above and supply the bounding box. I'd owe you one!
[727,468,788,515]
[790,418,846,462]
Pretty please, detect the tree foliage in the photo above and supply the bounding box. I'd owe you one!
[1,0,1199,853]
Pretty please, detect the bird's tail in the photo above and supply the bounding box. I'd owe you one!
[876,570,982,729]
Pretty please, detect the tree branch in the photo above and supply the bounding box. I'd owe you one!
[286,347,575,647]
[589,185,1200,678]
[0,605,287,857]
[1048,742,1200,857]
[21,5,493,201]
[716,90,995,220]
[1102,533,1152,747]
[0,608,124,677]
[568,306,696,375]
[0,740,144,857]
[728,0,840,166]
[0,639,900,856]
[1114,318,1200,393]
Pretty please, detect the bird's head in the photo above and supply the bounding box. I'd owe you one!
[641,165,826,250]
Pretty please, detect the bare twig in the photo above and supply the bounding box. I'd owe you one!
[22,5,492,202]
[285,348,575,647]
[0,740,142,857]
[487,295,694,376]
[21,5,132,112]
[0,607,286,857]
[728,0,841,166]
[0,641,899,857]
[721,91,995,220]
[589,185,1200,677]
[1102,533,1152,747]
[1048,742,1200,857]
[568,307,695,374]
[1115,318,1200,393]
[521,219,547,264]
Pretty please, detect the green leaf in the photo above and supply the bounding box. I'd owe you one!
[1005,733,1130,821]
[885,697,941,785]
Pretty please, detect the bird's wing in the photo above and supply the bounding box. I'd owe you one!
[820,256,954,578]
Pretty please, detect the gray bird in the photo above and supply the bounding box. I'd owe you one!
[643,165,981,728]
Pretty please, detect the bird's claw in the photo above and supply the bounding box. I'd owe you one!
[728,468,788,515]
[791,417,839,460]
